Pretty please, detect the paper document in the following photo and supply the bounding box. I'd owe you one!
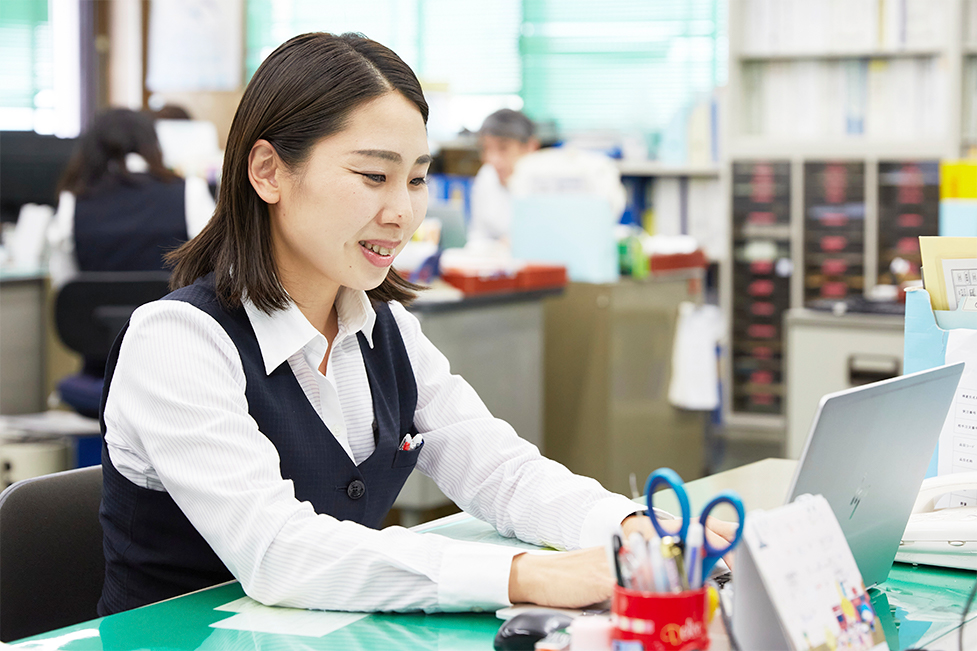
[917,238,977,504]
[412,512,546,550]
[919,236,977,310]
[940,334,977,506]
[210,596,368,637]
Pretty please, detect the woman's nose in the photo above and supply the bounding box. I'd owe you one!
[381,186,413,225]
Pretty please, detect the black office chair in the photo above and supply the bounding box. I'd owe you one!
[0,466,103,641]
[53,271,172,418]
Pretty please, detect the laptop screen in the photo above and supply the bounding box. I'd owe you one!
[785,362,963,587]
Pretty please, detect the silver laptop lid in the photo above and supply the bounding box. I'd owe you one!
[786,362,964,588]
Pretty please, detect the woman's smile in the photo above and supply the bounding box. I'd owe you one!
[358,239,400,266]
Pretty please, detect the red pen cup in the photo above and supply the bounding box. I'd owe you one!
[611,585,709,651]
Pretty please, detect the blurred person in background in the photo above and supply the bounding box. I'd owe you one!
[47,107,215,380]
[467,109,539,246]
[152,103,192,121]
[48,107,215,288]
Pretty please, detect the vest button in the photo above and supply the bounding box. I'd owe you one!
[347,479,366,500]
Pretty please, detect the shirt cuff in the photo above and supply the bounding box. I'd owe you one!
[577,496,645,549]
[438,541,523,612]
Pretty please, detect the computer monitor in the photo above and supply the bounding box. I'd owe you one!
[0,131,77,223]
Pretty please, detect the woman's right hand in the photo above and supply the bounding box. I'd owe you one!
[508,547,615,607]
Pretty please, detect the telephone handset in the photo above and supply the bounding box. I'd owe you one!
[895,471,977,570]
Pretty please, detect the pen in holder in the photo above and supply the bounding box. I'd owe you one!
[611,584,710,651]
[608,467,746,650]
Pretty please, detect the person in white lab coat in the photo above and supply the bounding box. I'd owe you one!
[468,109,540,246]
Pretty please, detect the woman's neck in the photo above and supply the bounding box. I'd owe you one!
[280,275,341,339]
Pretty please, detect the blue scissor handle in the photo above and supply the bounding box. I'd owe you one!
[644,468,691,541]
[698,490,746,578]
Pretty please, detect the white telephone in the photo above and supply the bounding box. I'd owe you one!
[896,471,977,570]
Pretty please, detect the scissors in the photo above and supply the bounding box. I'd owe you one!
[644,467,746,579]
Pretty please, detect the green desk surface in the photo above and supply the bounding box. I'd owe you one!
[11,582,504,651]
[10,459,977,650]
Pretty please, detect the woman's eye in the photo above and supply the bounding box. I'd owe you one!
[363,173,386,183]
[410,176,427,186]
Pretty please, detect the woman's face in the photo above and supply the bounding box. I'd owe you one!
[268,91,431,301]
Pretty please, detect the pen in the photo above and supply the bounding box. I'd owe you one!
[646,531,668,593]
[684,520,704,590]
[660,536,688,592]
[611,533,625,587]
[628,532,653,592]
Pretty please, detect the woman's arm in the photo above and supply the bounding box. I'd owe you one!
[390,302,642,552]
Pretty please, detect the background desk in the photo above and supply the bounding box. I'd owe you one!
[0,269,82,416]
[14,458,977,650]
[784,309,904,458]
[395,288,555,526]
[0,270,47,414]
[544,274,707,494]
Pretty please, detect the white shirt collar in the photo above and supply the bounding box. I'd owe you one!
[243,287,377,376]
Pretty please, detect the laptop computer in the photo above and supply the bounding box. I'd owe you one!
[785,362,964,588]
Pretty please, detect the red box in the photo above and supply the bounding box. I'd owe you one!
[820,235,848,252]
[750,301,775,317]
[822,259,848,275]
[819,211,848,227]
[747,323,777,339]
[747,279,774,297]
[821,281,848,298]
[749,260,774,275]
[516,264,567,290]
[612,585,710,651]
[897,236,920,253]
[752,346,773,359]
[898,213,923,228]
[440,270,516,295]
[747,211,776,225]
[649,249,708,274]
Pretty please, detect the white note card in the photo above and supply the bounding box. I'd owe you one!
[210,597,368,637]
[732,494,887,651]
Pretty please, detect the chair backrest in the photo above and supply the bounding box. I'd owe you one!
[0,466,104,642]
[54,271,172,359]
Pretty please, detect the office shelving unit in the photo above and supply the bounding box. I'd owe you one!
[723,0,966,438]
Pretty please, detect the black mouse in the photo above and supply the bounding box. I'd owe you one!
[493,610,574,651]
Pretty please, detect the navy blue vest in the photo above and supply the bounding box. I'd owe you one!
[98,275,421,615]
[74,175,187,272]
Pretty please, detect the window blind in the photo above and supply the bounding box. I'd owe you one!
[521,0,727,137]
[0,0,52,130]
[245,0,727,140]
[246,0,520,96]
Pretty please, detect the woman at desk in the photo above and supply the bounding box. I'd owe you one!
[98,32,733,616]
[47,108,215,386]
[48,107,215,289]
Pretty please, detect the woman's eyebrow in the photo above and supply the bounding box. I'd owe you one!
[351,149,433,165]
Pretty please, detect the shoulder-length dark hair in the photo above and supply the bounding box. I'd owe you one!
[166,32,427,312]
[59,108,176,197]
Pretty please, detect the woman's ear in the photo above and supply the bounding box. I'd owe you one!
[248,139,281,204]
